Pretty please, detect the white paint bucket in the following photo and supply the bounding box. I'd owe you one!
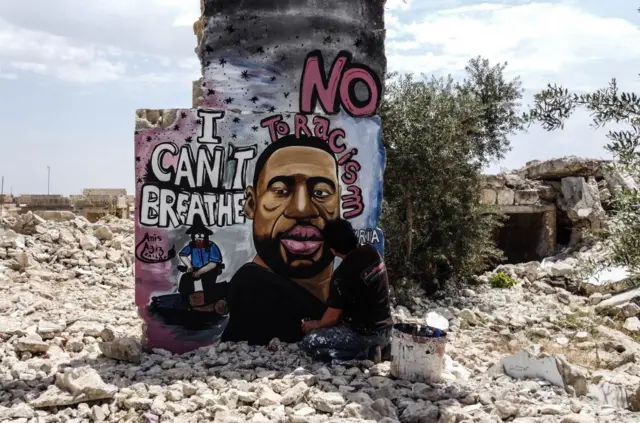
[390,323,447,383]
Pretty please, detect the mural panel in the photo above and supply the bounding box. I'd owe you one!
[135,0,386,353]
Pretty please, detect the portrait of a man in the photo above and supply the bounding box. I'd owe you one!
[221,134,341,345]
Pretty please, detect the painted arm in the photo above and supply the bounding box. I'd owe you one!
[179,255,193,272]
[302,307,343,333]
[194,262,218,278]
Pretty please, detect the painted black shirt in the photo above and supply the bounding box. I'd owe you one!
[221,263,326,345]
[327,244,393,334]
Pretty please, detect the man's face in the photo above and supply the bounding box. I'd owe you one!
[193,234,205,248]
[245,146,340,279]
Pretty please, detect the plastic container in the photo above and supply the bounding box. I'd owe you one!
[390,323,447,383]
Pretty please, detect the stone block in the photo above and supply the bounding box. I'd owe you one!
[482,175,505,189]
[504,174,526,189]
[536,185,557,201]
[514,190,539,205]
[497,189,515,205]
[560,176,605,229]
[480,189,497,205]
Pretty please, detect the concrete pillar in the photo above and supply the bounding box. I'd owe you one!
[537,208,557,258]
[133,1,388,353]
[193,0,387,109]
[190,0,388,254]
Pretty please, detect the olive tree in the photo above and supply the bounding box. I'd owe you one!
[380,57,524,291]
[526,79,640,275]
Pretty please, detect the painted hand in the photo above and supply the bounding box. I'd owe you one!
[302,320,320,334]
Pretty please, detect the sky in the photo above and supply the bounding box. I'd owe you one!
[0,0,638,196]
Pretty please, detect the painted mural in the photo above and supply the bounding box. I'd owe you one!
[135,49,385,352]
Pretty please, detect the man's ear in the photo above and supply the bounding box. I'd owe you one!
[244,186,256,220]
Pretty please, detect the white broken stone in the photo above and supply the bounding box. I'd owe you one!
[66,320,105,337]
[596,287,640,313]
[310,391,346,413]
[99,336,142,363]
[93,225,114,241]
[31,367,117,408]
[281,382,310,406]
[37,320,63,339]
[623,317,640,333]
[502,349,565,390]
[15,334,49,353]
[550,261,573,277]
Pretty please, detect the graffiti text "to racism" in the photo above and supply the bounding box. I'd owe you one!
[260,113,364,218]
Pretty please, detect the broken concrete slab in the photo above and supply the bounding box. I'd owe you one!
[502,349,589,396]
[31,367,117,408]
[595,288,640,314]
[587,382,628,409]
[589,370,640,409]
[502,349,565,390]
[560,176,605,230]
[524,156,606,180]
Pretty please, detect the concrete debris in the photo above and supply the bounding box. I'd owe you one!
[99,336,143,364]
[1,208,640,422]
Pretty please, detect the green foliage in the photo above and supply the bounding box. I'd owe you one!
[489,271,517,289]
[380,56,524,291]
[525,66,640,278]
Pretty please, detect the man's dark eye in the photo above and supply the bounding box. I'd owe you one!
[274,188,289,196]
[313,189,330,198]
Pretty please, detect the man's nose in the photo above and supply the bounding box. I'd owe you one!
[284,184,318,219]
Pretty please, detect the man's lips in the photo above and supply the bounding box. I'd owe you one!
[280,225,323,256]
[281,239,323,256]
[284,225,322,238]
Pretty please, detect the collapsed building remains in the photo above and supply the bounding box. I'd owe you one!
[481,156,638,264]
[1,189,133,222]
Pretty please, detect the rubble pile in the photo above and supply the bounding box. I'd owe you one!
[1,210,640,422]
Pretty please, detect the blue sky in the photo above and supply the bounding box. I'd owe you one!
[0,0,638,195]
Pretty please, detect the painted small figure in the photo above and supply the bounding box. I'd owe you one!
[177,215,226,313]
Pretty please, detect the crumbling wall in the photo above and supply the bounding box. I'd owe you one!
[17,195,72,212]
[482,156,636,262]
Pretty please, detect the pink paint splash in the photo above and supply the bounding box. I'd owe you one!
[134,109,229,353]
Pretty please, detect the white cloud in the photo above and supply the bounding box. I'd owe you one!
[387,40,422,51]
[0,68,16,79]
[0,18,126,83]
[386,2,640,89]
[0,0,200,84]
